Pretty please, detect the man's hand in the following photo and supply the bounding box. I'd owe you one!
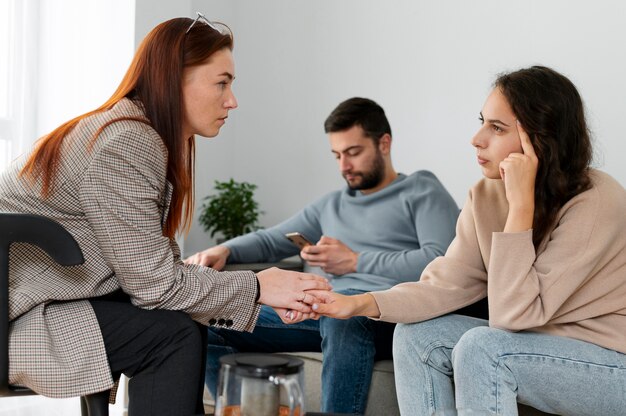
[300,236,358,276]
[256,267,332,314]
[184,245,230,270]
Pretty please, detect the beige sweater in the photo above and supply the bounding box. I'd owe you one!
[372,170,626,354]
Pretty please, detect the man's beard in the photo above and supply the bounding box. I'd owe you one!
[344,150,385,191]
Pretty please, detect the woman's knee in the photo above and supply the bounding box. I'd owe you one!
[393,316,459,360]
[393,320,451,370]
[393,322,424,359]
[452,326,509,371]
[147,310,204,357]
[164,310,201,336]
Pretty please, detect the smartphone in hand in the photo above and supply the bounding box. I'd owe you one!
[285,232,313,249]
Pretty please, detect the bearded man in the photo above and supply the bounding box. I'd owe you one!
[187,97,460,415]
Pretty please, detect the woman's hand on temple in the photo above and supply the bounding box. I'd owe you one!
[500,121,538,232]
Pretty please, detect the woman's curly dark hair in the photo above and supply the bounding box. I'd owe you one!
[495,66,593,249]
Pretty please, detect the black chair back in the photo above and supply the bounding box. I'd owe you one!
[0,213,109,415]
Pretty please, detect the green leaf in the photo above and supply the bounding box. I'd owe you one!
[198,178,263,240]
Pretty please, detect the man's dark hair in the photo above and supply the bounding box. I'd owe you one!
[324,97,392,144]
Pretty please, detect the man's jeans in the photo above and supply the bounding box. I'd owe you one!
[205,289,395,415]
[393,314,626,416]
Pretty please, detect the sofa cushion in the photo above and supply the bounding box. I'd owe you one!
[285,352,398,415]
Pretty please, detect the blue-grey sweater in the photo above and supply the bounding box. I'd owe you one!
[224,171,459,292]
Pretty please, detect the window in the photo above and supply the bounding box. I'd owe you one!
[0,1,133,414]
[0,2,11,118]
[0,1,14,170]
[0,0,37,173]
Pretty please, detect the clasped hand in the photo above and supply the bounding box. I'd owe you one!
[282,289,381,323]
[256,267,334,324]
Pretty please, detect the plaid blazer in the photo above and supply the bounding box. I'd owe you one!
[0,99,261,398]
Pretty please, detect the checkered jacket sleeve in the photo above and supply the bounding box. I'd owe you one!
[79,128,260,330]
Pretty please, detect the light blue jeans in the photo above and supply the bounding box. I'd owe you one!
[393,314,626,416]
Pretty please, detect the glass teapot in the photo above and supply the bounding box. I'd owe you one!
[215,353,305,416]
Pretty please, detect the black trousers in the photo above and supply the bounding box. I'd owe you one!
[89,291,207,416]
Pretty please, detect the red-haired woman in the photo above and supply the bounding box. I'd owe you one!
[0,14,330,415]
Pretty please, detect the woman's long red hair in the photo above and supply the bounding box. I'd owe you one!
[20,17,233,239]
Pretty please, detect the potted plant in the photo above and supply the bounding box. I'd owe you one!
[198,178,263,242]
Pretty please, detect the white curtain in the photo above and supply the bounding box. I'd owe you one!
[1,0,134,414]
[0,0,135,172]
[0,0,38,173]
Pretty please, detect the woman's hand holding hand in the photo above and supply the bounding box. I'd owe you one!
[300,291,381,320]
[500,122,538,232]
[256,268,332,314]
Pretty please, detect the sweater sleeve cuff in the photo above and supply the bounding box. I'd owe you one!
[368,290,393,321]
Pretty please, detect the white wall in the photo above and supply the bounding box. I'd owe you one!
[134,0,191,45]
[147,1,626,256]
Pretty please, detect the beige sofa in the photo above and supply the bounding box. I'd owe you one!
[286,352,553,416]
[286,352,398,415]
